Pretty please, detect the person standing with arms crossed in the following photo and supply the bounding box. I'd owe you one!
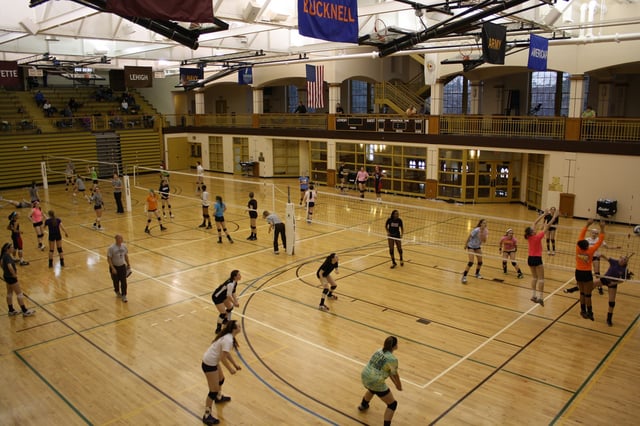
[461,219,488,283]
[246,192,258,240]
[386,210,404,269]
[317,253,339,311]
[201,320,242,425]
[356,166,369,199]
[358,335,402,426]
[575,219,605,320]
[111,173,124,214]
[524,208,558,306]
[2,242,35,317]
[263,210,286,254]
[107,234,131,303]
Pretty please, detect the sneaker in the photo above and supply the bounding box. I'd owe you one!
[580,311,588,319]
[328,294,338,300]
[517,272,524,279]
[170,214,175,218]
[537,298,545,307]
[217,240,223,244]
[461,276,467,284]
[547,250,551,255]
[400,261,404,266]
[19,260,30,266]
[390,263,397,269]
[274,251,280,255]
[144,228,150,234]
[358,402,369,411]
[92,224,97,229]
[530,296,538,303]
[121,295,128,303]
[598,286,604,295]
[475,274,483,279]
[247,235,253,240]
[227,237,234,243]
[607,319,613,327]
[160,226,167,231]
[551,251,556,256]
[503,271,508,275]
[22,309,35,317]
[198,223,206,228]
[587,312,594,321]
[206,225,213,229]
[8,310,21,316]
[318,304,330,311]
[115,290,121,296]
[214,395,231,404]
[202,414,220,425]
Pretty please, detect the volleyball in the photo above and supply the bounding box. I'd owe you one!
[634,225,640,235]
[22,145,28,150]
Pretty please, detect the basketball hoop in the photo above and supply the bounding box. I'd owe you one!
[459,44,473,61]
[374,19,388,42]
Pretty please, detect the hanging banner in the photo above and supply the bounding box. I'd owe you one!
[298,0,358,43]
[105,0,215,23]
[481,22,506,64]
[124,66,153,88]
[180,67,204,86]
[528,34,549,71]
[0,61,21,89]
[238,67,253,85]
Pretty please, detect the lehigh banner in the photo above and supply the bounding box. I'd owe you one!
[124,66,153,88]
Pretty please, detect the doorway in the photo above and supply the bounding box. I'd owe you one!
[166,137,191,170]
[477,161,512,201]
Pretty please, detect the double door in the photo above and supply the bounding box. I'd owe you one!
[476,161,514,201]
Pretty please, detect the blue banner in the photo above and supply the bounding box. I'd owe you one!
[298,0,358,43]
[528,34,549,71]
[179,67,203,87]
[238,67,253,85]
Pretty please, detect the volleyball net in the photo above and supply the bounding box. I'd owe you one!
[45,155,120,183]
[309,190,640,284]
[132,165,276,213]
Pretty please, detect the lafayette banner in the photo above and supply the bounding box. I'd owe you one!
[527,34,549,71]
[298,0,358,43]
[124,66,153,88]
[0,61,21,89]
[105,0,215,23]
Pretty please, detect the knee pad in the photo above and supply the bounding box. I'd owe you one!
[168,204,171,209]
[511,262,517,267]
[251,226,256,230]
[551,239,556,243]
[225,307,233,314]
[218,313,227,321]
[477,262,483,267]
[330,285,337,291]
[204,214,210,219]
[208,391,218,400]
[49,250,54,254]
[580,292,585,297]
[38,233,44,239]
[223,228,227,232]
[219,378,225,386]
[585,294,592,299]
[147,219,152,224]
[467,262,474,267]
[387,400,398,411]
[609,301,615,308]
[322,288,329,295]
[57,247,63,254]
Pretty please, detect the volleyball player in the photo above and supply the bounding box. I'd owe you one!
[299,174,309,205]
[158,178,173,218]
[386,210,404,269]
[358,335,402,426]
[246,192,258,240]
[196,161,204,193]
[144,189,166,234]
[64,160,74,191]
[28,200,45,251]
[44,210,68,268]
[524,209,558,306]
[575,219,605,320]
[199,184,212,229]
[596,254,632,326]
[373,165,384,202]
[2,242,35,317]
[213,195,233,244]
[201,320,242,425]
[302,184,317,223]
[356,166,369,199]
[461,219,488,283]
[317,253,339,311]
[499,228,524,278]
[89,186,104,230]
[544,207,559,255]
[211,270,241,334]
[7,211,29,265]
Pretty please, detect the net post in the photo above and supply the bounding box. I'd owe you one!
[285,202,296,255]
[124,175,132,213]
[40,161,48,189]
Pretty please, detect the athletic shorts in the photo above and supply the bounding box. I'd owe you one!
[201,362,218,373]
[4,275,18,285]
[307,202,315,208]
[11,234,23,250]
[214,216,225,222]
[528,256,543,267]
[248,211,258,219]
[575,269,593,282]
[32,221,43,227]
[599,277,620,288]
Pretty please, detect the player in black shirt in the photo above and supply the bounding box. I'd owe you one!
[385,210,404,268]
[317,253,339,311]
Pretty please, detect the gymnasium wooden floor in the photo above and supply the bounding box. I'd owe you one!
[1,171,639,426]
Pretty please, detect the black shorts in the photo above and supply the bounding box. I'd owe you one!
[201,362,218,373]
[366,388,391,398]
[307,202,315,207]
[599,277,620,288]
[4,275,17,285]
[94,204,102,210]
[249,211,258,219]
[575,269,593,283]
[32,221,43,227]
[528,256,543,267]
[214,216,225,222]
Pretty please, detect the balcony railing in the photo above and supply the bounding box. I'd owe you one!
[581,118,640,142]
[440,115,565,139]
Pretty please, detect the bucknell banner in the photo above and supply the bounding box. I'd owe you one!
[0,61,21,89]
[481,22,507,64]
[124,66,153,88]
[180,67,204,86]
[527,34,549,71]
[298,0,358,43]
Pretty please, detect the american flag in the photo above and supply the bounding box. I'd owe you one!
[306,64,324,109]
